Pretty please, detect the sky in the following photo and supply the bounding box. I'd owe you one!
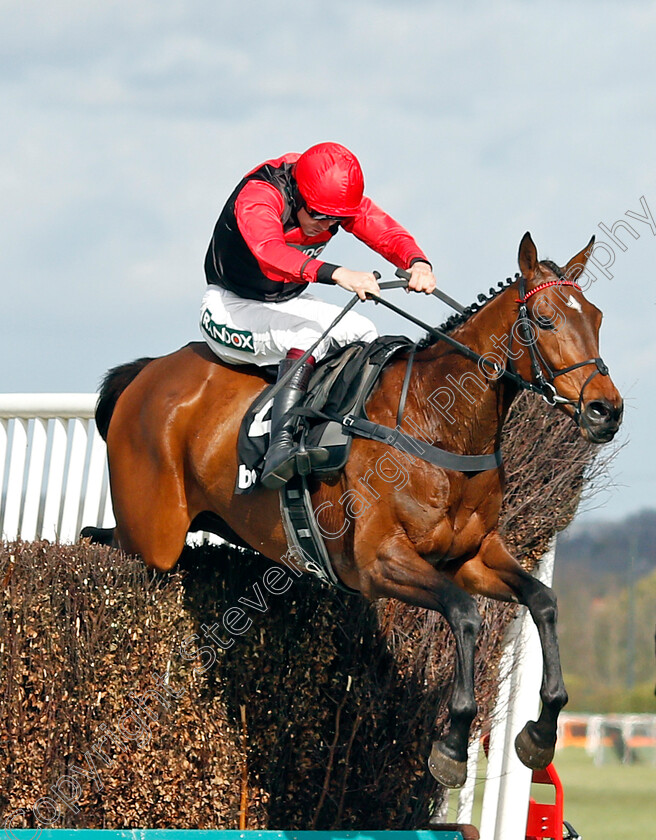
[1,0,654,522]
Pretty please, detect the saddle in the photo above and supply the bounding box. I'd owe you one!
[236,335,412,495]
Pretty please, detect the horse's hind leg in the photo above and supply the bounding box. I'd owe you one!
[428,598,481,788]
[455,532,568,770]
[511,573,567,769]
[80,525,118,547]
[367,538,482,788]
[109,448,192,572]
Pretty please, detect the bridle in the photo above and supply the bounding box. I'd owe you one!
[508,275,609,430]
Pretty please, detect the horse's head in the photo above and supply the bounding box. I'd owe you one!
[512,232,623,443]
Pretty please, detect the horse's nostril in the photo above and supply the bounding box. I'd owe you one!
[584,400,620,427]
[587,401,610,421]
[585,399,624,428]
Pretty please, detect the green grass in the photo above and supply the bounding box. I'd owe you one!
[442,746,656,839]
[551,747,656,840]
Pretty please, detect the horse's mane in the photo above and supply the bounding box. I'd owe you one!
[417,259,564,349]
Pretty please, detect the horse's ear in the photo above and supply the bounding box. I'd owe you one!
[518,232,538,280]
[564,235,595,281]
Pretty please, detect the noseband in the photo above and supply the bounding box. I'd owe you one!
[510,275,609,430]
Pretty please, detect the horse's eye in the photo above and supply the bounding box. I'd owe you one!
[536,314,556,331]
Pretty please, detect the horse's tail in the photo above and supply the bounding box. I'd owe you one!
[95,357,155,441]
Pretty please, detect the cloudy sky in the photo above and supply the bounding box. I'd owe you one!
[1,0,654,522]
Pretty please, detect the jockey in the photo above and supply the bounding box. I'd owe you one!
[201,141,436,489]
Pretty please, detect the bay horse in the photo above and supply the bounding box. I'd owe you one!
[84,233,622,787]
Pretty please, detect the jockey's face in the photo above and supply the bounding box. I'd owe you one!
[297,206,339,237]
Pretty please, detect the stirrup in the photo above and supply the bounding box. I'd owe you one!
[296,442,329,476]
[261,443,329,489]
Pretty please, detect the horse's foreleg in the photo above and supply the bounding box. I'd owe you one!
[367,538,482,788]
[456,533,568,770]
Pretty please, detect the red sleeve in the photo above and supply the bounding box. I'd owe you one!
[234,180,325,284]
[342,196,430,269]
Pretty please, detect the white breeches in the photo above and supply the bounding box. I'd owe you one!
[200,284,378,366]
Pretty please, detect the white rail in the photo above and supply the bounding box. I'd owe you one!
[447,543,558,840]
[476,542,556,840]
[0,394,114,543]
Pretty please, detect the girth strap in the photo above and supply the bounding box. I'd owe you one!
[294,405,503,472]
[340,413,503,472]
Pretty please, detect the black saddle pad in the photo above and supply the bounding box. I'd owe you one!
[235,336,411,494]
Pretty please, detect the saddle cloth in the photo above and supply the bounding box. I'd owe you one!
[235,335,412,494]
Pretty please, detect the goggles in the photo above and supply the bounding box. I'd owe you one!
[304,204,347,222]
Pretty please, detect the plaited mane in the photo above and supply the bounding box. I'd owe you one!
[417,260,564,348]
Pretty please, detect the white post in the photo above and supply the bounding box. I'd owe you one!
[82,421,108,528]
[2,418,28,539]
[20,418,48,540]
[0,419,8,504]
[478,616,522,838]
[59,417,89,542]
[41,417,68,541]
[587,713,603,763]
[479,540,557,840]
[100,469,116,529]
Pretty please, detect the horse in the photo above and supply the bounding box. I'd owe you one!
[83,232,623,788]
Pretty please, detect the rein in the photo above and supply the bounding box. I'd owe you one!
[258,268,610,475]
[364,290,544,394]
[366,274,610,430]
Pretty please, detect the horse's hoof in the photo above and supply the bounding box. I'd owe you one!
[427,741,467,788]
[515,722,555,770]
[79,526,115,546]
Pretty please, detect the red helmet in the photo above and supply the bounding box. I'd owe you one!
[294,142,364,216]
